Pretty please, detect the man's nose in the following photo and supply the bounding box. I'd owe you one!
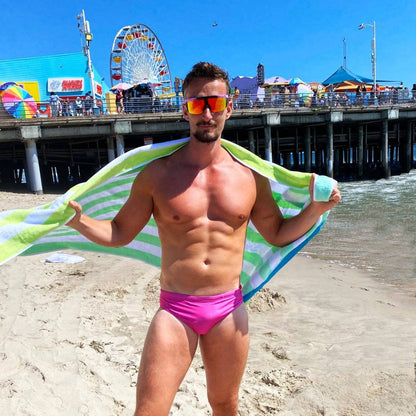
[201,104,213,119]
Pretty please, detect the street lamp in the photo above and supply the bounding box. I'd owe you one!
[77,10,97,112]
[358,21,376,95]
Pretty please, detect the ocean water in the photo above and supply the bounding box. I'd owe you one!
[302,170,416,291]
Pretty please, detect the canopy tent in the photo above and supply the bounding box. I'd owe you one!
[289,77,305,85]
[322,66,398,87]
[322,66,373,86]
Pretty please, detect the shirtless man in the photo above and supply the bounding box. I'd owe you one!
[67,62,341,416]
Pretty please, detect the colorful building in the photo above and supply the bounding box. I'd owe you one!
[0,52,110,117]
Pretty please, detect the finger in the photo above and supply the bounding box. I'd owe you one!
[329,192,341,203]
[68,200,81,213]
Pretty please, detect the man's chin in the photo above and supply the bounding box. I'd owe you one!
[193,132,219,143]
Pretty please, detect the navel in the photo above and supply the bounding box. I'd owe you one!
[173,215,180,221]
[203,258,211,266]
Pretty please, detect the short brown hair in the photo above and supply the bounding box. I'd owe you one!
[182,62,230,98]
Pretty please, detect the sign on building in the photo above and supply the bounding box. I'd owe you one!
[47,78,84,92]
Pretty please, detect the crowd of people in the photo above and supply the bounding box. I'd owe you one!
[311,84,413,107]
[44,92,101,117]
[42,87,175,118]
[232,84,415,110]
[112,83,177,115]
[113,91,175,114]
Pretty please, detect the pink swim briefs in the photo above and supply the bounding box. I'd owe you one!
[160,286,243,335]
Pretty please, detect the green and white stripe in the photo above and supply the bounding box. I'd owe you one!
[0,138,335,302]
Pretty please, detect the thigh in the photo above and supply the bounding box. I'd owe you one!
[199,303,249,402]
[135,309,198,415]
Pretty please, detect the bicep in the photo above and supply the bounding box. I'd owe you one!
[250,174,283,244]
[111,172,154,245]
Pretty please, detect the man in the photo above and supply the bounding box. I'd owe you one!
[49,92,62,117]
[75,96,83,116]
[232,85,240,108]
[67,62,341,415]
[116,89,124,113]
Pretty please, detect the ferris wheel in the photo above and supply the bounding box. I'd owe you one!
[110,24,173,98]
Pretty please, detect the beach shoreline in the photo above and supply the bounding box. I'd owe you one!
[0,191,415,415]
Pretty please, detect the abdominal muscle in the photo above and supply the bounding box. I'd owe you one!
[157,219,248,296]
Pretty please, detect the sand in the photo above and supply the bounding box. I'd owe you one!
[0,191,415,415]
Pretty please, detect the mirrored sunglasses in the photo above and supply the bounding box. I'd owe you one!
[184,95,229,115]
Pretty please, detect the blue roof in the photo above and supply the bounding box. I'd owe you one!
[0,52,109,101]
[322,66,373,86]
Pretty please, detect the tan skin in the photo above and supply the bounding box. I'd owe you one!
[67,77,341,415]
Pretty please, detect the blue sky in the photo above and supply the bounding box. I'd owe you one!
[3,0,416,88]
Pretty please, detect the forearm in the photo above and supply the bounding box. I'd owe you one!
[272,202,325,247]
[68,214,124,247]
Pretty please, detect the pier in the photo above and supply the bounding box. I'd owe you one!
[0,104,415,193]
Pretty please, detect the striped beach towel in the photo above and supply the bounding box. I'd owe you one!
[0,138,336,302]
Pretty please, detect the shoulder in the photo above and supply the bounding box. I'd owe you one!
[137,156,171,183]
[131,154,179,198]
[130,160,160,196]
[250,169,272,196]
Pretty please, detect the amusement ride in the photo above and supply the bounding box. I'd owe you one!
[110,24,173,99]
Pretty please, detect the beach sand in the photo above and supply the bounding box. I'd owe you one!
[0,191,415,415]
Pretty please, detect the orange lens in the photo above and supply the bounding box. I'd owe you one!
[185,96,228,114]
[186,98,206,114]
[207,96,227,112]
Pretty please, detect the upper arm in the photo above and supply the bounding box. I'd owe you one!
[111,166,154,245]
[250,173,283,245]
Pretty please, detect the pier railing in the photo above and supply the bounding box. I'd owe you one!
[1,89,415,120]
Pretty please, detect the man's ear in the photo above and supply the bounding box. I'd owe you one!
[225,99,233,120]
[182,103,190,121]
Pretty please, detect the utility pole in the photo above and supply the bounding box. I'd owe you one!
[358,21,377,93]
[77,10,97,112]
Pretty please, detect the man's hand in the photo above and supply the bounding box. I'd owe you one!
[309,173,342,214]
[66,200,82,227]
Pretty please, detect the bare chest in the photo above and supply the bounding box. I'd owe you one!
[153,165,256,228]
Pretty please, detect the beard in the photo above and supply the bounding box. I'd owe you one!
[192,122,221,143]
